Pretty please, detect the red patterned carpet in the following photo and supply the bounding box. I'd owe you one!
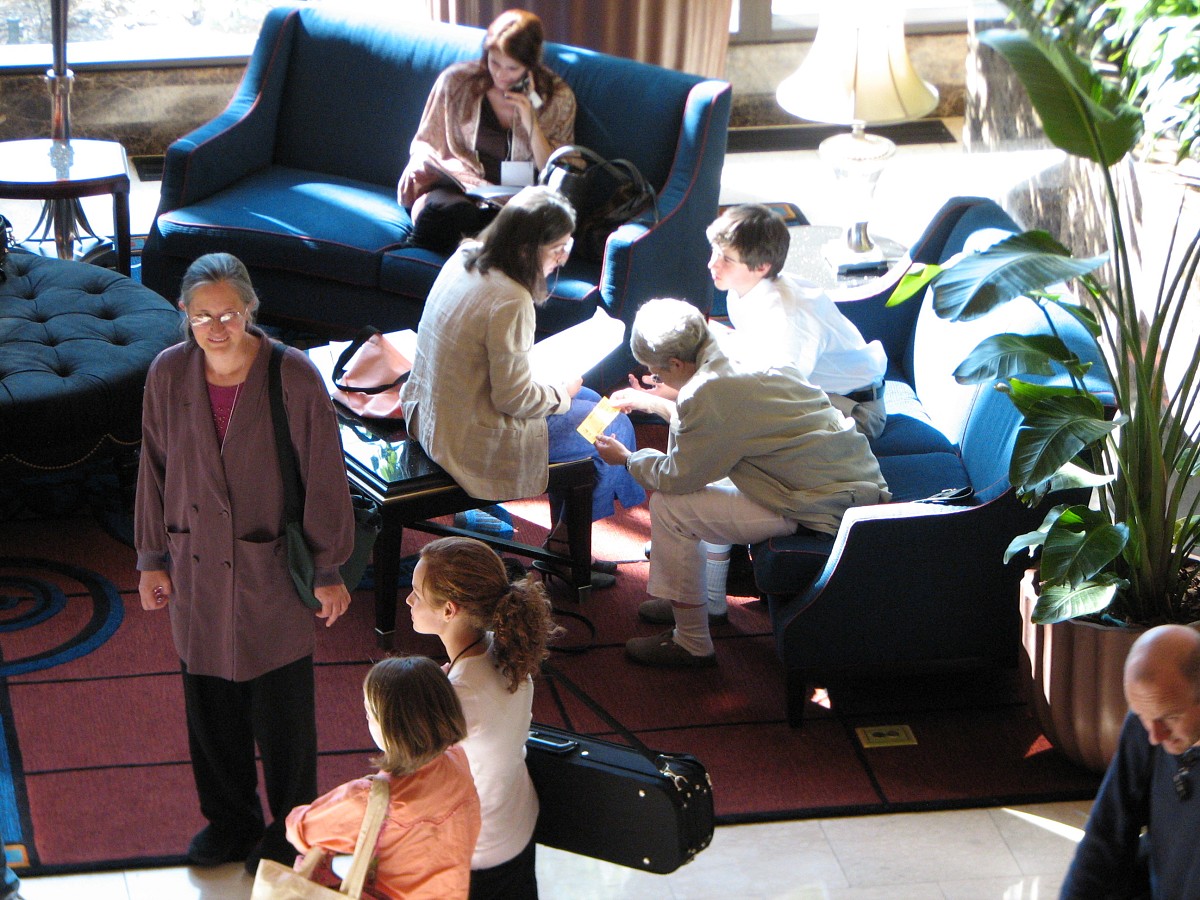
[0,468,1100,876]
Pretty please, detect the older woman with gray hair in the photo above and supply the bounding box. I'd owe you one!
[597,298,890,668]
[135,252,354,873]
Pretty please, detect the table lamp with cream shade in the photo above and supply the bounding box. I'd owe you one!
[776,1,938,267]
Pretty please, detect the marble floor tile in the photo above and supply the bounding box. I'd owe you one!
[987,802,1090,876]
[939,873,1066,900]
[18,870,131,900]
[819,808,1023,887]
[124,862,253,900]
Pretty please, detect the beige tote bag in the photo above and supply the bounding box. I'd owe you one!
[251,776,390,900]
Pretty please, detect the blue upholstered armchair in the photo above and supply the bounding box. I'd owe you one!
[140,6,731,387]
[750,197,1114,726]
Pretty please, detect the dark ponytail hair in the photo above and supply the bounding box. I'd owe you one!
[418,536,558,692]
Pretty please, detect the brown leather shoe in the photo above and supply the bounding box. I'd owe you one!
[626,630,717,668]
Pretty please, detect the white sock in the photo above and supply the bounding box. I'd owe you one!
[671,602,713,656]
[702,541,731,616]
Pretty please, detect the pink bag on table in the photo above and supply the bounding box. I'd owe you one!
[331,327,410,419]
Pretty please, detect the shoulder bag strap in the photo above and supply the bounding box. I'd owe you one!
[267,342,304,526]
[331,327,408,395]
[340,776,392,898]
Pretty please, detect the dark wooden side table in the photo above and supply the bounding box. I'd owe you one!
[338,416,596,646]
[0,139,132,276]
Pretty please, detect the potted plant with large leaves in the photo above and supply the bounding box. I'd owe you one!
[890,2,1200,771]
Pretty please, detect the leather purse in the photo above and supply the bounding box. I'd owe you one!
[331,327,410,419]
[251,776,390,900]
[269,343,382,609]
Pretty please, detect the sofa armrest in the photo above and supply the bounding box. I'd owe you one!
[599,79,731,324]
[769,493,1031,674]
[157,6,300,212]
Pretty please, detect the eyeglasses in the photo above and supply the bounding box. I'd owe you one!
[188,310,245,328]
[547,237,574,260]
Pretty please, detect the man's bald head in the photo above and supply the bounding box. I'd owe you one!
[1124,624,1200,755]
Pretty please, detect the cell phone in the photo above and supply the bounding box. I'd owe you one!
[513,75,530,93]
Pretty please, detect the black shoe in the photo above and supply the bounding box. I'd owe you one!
[545,538,619,577]
[532,559,617,590]
[187,823,263,867]
[244,825,298,876]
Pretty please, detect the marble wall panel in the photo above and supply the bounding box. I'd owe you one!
[726,32,967,129]
[0,65,241,156]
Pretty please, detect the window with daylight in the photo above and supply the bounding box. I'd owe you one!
[731,0,1006,42]
[0,0,428,69]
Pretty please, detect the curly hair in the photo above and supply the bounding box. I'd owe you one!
[418,536,558,692]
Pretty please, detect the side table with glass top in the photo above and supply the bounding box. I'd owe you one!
[785,224,910,301]
[338,415,596,646]
[0,139,132,276]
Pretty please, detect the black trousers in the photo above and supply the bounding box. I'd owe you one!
[409,187,498,255]
[469,837,538,900]
[181,655,318,851]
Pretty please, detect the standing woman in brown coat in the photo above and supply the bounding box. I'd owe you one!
[134,253,355,874]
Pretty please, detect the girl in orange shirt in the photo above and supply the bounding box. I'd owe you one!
[286,657,481,899]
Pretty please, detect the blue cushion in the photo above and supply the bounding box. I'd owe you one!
[275,14,482,186]
[869,380,957,458]
[878,452,971,503]
[156,166,409,286]
[751,531,835,596]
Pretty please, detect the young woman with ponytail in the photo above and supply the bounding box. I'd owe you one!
[406,536,558,899]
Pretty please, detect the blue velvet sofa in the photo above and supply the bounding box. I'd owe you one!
[139,6,731,386]
[751,197,1113,726]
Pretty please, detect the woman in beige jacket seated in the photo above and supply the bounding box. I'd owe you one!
[398,9,575,254]
[400,187,644,587]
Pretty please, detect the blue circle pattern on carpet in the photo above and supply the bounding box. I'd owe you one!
[0,558,124,677]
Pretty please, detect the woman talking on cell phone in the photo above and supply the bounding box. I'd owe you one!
[398,9,576,254]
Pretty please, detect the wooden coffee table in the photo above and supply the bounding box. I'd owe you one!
[337,415,596,646]
[0,139,132,276]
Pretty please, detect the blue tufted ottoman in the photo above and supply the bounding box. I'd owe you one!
[0,252,180,471]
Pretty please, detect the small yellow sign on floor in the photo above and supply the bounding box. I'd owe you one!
[856,724,918,748]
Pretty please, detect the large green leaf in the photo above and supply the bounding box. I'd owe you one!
[1040,505,1129,587]
[930,232,1107,322]
[886,263,941,307]
[953,333,1081,384]
[1004,504,1069,564]
[980,24,1144,166]
[1048,460,1114,492]
[1002,379,1106,420]
[1031,574,1127,624]
[1008,391,1117,493]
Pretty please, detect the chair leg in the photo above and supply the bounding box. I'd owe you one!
[786,667,808,728]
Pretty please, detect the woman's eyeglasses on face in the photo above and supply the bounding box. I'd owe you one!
[188,310,245,328]
[548,237,574,260]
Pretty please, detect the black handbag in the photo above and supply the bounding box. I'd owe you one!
[538,145,658,263]
[268,343,382,609]
[526,663,714,873]
[0,215,13,283]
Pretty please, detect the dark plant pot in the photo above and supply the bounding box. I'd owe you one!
[1019,569,1143,774]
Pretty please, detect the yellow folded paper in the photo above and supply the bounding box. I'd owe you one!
[576,396,620,444]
